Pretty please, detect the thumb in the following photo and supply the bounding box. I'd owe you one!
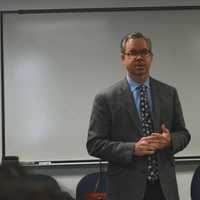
[161,124,169,134]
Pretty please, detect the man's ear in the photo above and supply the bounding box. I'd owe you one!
[150,53,153,62]
[121,54,125,61]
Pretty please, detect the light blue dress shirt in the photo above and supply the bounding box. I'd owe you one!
[126,74,152,119]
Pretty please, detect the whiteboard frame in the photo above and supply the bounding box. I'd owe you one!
[1,5,200,164]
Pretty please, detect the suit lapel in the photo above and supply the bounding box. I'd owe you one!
[150,78,161,132]
[120,79,142,134]
[120,78,162,134]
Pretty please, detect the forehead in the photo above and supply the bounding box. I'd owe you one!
[125,38,149,50]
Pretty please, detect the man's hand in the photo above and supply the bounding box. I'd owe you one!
[151,124,171,150]
[133,124,171,156]
[134,136,157,156]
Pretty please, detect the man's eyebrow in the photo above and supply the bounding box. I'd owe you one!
[127,48,149,51]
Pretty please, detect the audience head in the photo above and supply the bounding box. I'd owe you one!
[0,156,74,200]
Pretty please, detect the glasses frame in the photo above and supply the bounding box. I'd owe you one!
[124,49,152,57]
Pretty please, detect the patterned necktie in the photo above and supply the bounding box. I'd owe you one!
[139,85,159,182]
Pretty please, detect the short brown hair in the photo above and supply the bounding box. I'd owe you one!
[120,32,152,54]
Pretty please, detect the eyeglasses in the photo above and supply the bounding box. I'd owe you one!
[124,49,152,57]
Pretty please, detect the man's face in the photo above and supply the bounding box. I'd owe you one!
[121,38,153,81]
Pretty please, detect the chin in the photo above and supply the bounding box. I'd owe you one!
[135,70,147,75]
[135,72,149,78]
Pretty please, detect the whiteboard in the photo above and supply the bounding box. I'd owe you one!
[2,9,200,162]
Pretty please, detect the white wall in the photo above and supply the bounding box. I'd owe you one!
[176,164,195,200]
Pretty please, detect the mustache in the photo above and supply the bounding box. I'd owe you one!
[135,62,145,65]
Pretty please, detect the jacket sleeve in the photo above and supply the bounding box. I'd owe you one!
[170,89,191,155]
[87,93,134,164]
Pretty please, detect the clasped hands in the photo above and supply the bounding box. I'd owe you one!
[134,124,171,156]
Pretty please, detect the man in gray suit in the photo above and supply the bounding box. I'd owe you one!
[87,32,190,200]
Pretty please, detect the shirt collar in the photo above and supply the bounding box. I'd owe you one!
[126,74,150,92]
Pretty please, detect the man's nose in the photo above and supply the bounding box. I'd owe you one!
[135,54,144,60]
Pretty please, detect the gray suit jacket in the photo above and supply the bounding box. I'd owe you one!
[87,77,190,200]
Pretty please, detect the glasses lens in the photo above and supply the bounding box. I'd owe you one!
[125,49,151,57]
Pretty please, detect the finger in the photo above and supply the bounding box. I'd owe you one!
[152,137,169,149]
[136,142,155,150]
[140,137,159,145]
[151,133,161,137]
[148,141,163,149]
[141,142,158,151]
[161,124,169,133]
[139,139,150,145]
[151,133,163,140]
[144,134,160,140]
[144,135,161,143]
[134,145,155,156]
[144,139,160,146]
[153,136,168,145]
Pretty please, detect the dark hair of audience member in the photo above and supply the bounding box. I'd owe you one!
[0,157,75,200]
